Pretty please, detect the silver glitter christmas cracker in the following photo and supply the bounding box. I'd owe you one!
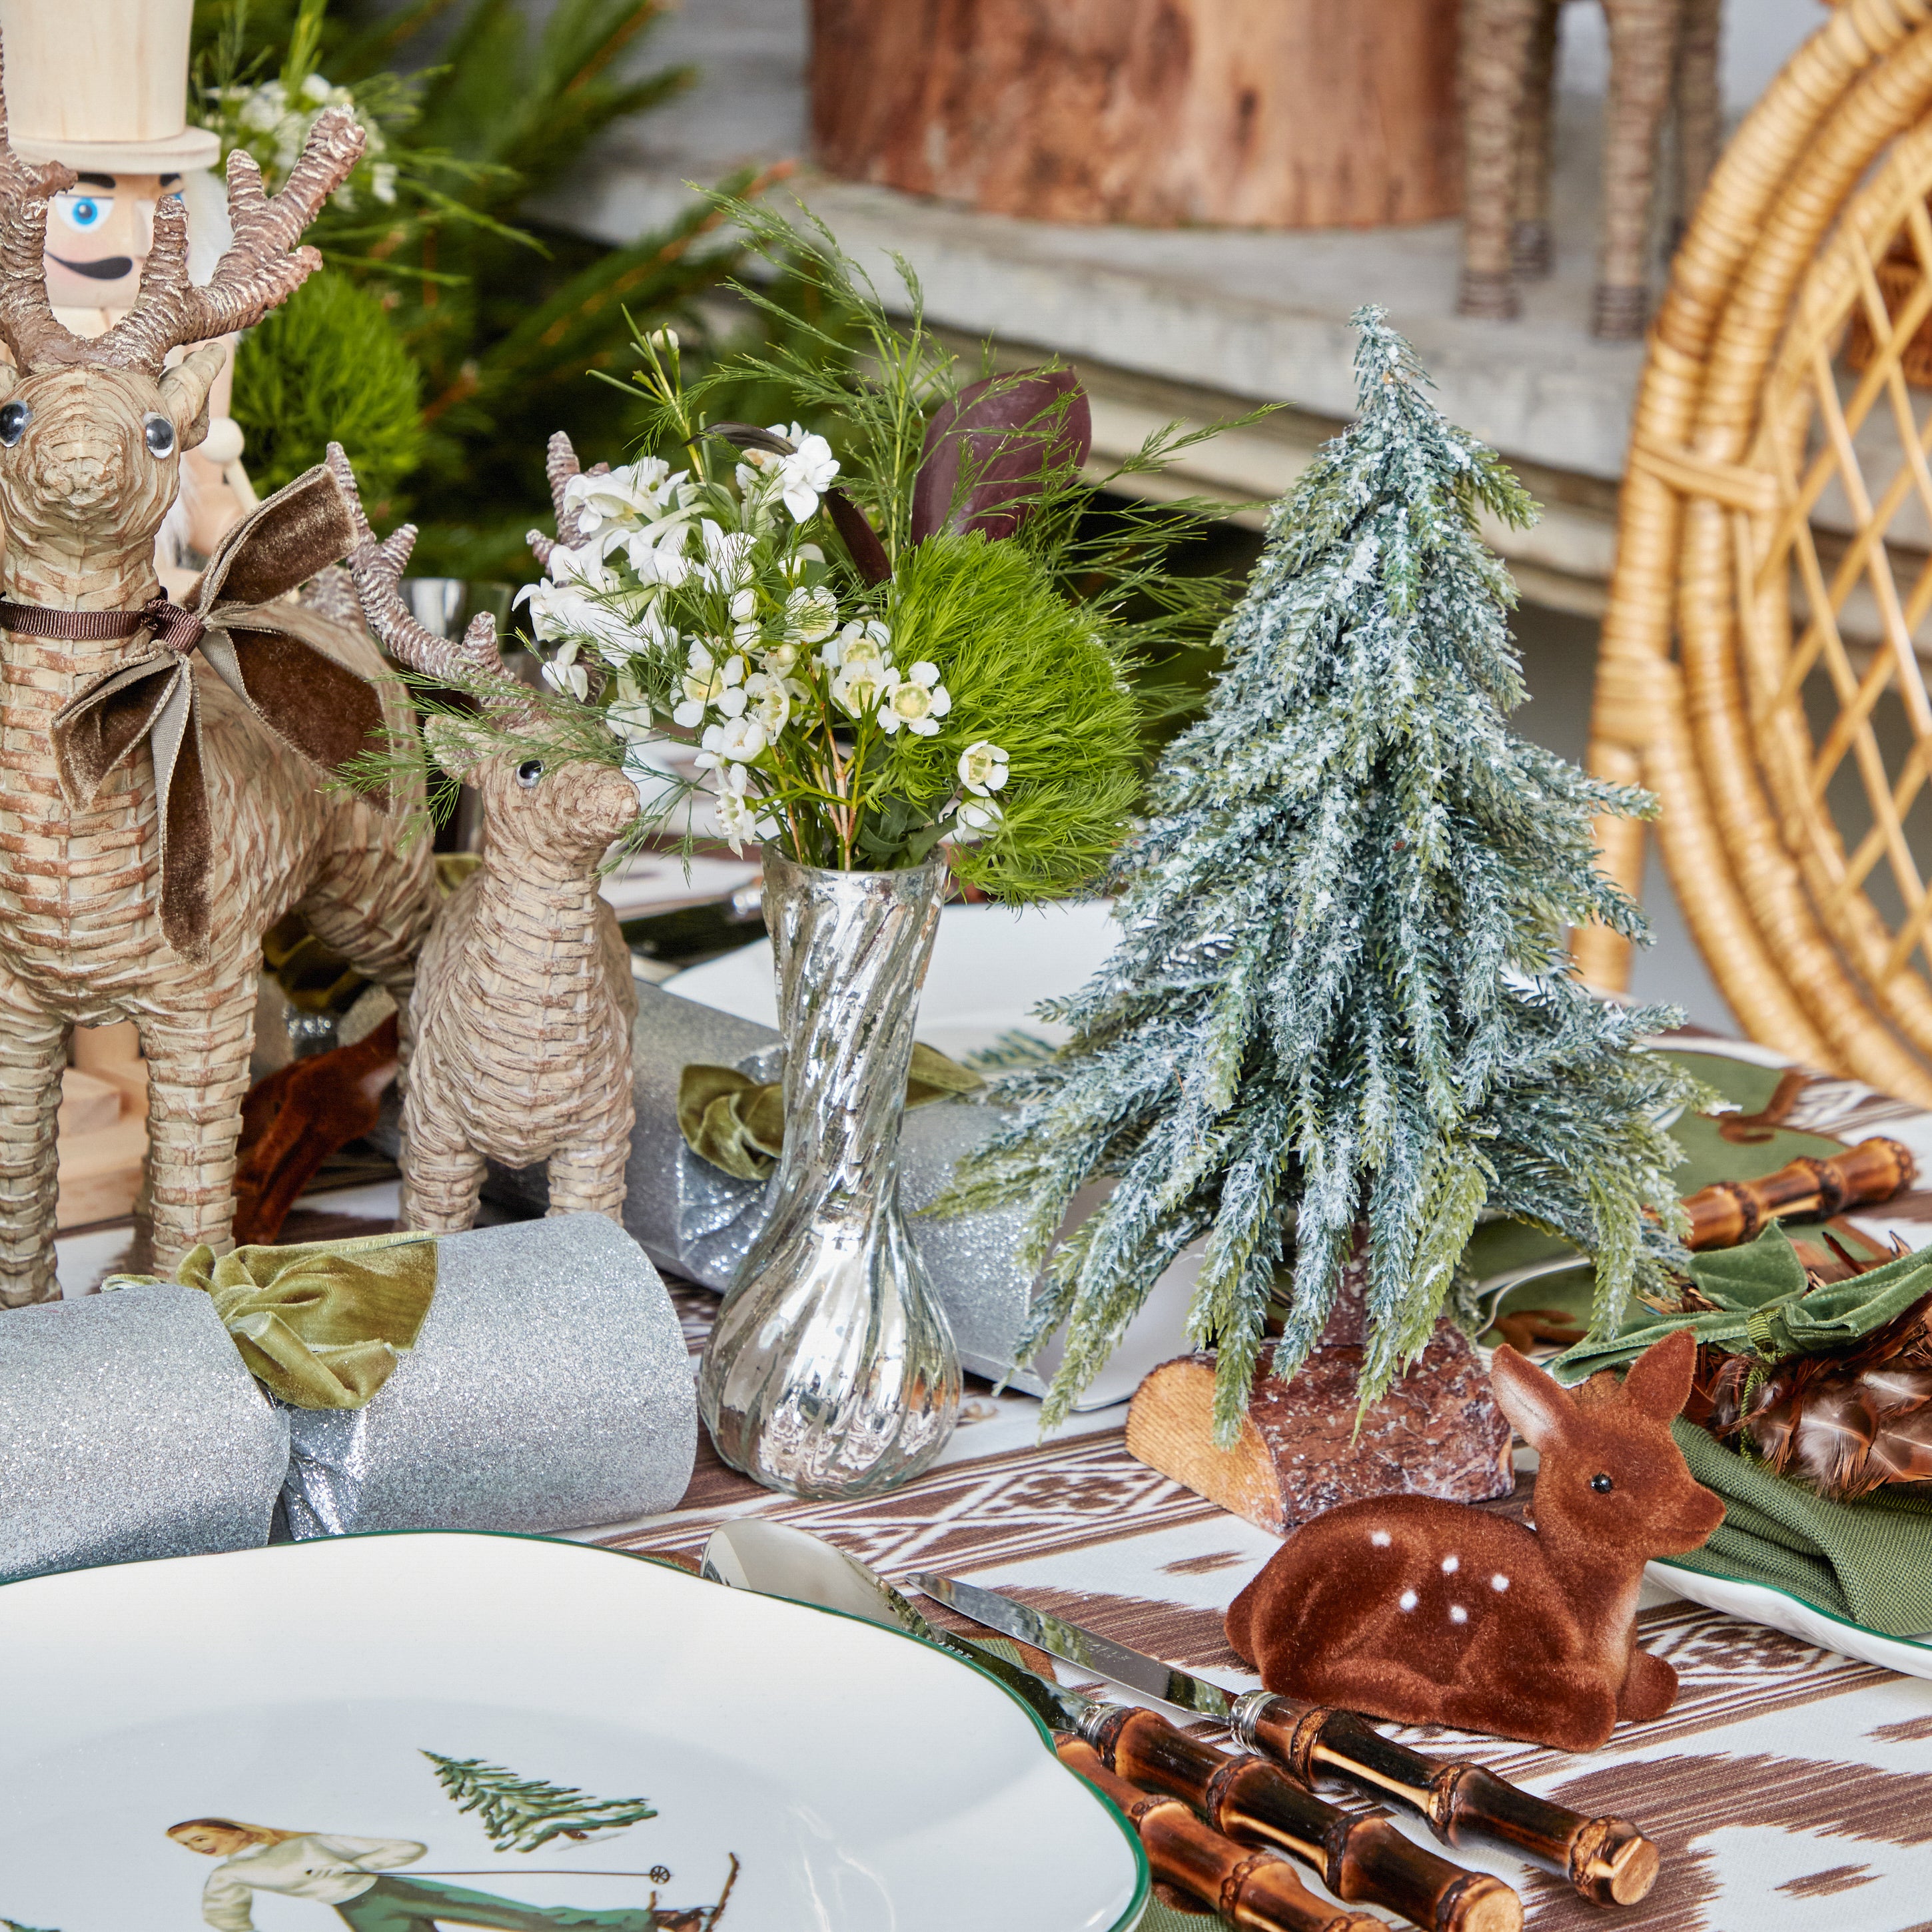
[280,1213,696,1538]
[482,981,1059,1393]
[0,1284,288,1583]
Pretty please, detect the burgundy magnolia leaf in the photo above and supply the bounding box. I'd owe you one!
[823,489,893,586]
[909,368,1093,545]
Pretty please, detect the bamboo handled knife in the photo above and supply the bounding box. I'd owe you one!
[912,1571,1660,1908]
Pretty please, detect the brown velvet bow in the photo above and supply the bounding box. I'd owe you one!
[35,464,386,956]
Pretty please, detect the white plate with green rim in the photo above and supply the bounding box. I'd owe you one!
[1648,1559,1932,1680]
[0,1532,1147,1932]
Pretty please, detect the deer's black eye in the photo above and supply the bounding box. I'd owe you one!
[1590,1472,1614,1494]
[143,414,176,457]
[0,401,29,446]
[516,759,544,789]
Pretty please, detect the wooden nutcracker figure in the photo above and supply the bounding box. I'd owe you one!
[0,0,252,592]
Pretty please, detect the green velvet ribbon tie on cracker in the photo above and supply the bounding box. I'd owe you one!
[105,1228,438,1410]
[679,1043,983,1181]
[1548,1226,1932,1380]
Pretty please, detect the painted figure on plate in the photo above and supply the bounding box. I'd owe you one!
[167,1821,724,1932]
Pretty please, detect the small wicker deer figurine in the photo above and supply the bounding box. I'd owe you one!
[0,69,434,1302]
[1226,1330,1724,1751]
[333,448,641,1232]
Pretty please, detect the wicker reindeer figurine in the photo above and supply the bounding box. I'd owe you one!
[334,448,641,1232]
[1226,1330,1725,1752]
[0,76,434,1303]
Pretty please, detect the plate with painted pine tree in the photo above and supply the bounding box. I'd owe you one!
[0,1532,1145,1932]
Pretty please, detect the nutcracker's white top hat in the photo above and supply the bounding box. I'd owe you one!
[0,0,219,175]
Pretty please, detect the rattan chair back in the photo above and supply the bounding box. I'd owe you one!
[1582,0,1932,1107]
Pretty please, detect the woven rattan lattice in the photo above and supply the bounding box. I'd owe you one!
[1582,0,1932,1107]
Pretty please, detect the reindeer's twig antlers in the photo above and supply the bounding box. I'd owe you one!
[544,430,615,558]
[328,440,483,687]
[94,107,366,374]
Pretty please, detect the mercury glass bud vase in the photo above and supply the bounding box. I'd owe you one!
[698,849,961,1498]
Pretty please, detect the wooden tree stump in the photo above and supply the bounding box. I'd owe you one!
[809,0,1464,229]
[1127,1255,1513,1536]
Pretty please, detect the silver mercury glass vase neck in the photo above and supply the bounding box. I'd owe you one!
[697,849,961,1499]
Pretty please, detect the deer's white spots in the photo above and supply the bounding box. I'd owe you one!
[1398,1589,1418,1612]
[1370,1530,1391,1548]
[1491,1574,1510,1592]
[1449,1604,1468,1624]
[1441,1554,1460,1574]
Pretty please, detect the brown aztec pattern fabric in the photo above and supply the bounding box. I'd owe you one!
[582,1031,1932,1932]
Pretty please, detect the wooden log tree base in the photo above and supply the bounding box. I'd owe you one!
[1128,1288,1514,1538]
[809,0,1463,231]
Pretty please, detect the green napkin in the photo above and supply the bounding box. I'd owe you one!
[1664,1419,1932,1637]
[106,1228,438,1410]
[679,1042,983,1181]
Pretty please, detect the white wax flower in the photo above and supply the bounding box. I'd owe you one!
[825,618,891,676]
[716,786,759,854]
[672,642,745,728]
[699,519,757,595]
[761,640,799,676]
[624,516,696,588]
[877,661,951,737]
[700,715,769,764]
[729,588,757,623]
[765,422,839,523]
[957,740,1010,795]
[831,665,891,721]
[955,797,1003,841]
[744,671,792,735]
[564,457,675,536]
[783,584,839,644]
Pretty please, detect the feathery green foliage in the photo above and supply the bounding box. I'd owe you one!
[880,534,1141,897]
[232,272,422,515]
[940,308,1709,1438]
[424,1749,657,1853]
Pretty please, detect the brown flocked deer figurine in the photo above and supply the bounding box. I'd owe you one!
[1226,1330,1725,1752]
[0,65,435,1302]
[333,445,641,1232]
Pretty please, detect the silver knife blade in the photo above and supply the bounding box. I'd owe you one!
[912,1572,1239,1725]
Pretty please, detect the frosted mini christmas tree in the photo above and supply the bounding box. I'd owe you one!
[947,308,1703,1444]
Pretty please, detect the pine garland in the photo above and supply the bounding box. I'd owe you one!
[941,308,1709,1440]
[424,1750,658,1853]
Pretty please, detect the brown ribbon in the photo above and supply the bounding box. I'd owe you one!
[0,593,204,652]
[9,463,392,957]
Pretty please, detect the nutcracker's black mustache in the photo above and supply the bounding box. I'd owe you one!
[50,253,135,281]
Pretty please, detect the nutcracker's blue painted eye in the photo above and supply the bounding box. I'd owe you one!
[0,402,29,446]
[516,759,543,789]
[143,414,175,458]
[55,195,109,233]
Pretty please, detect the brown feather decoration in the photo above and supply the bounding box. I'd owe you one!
[1691,1286,1932,1500]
